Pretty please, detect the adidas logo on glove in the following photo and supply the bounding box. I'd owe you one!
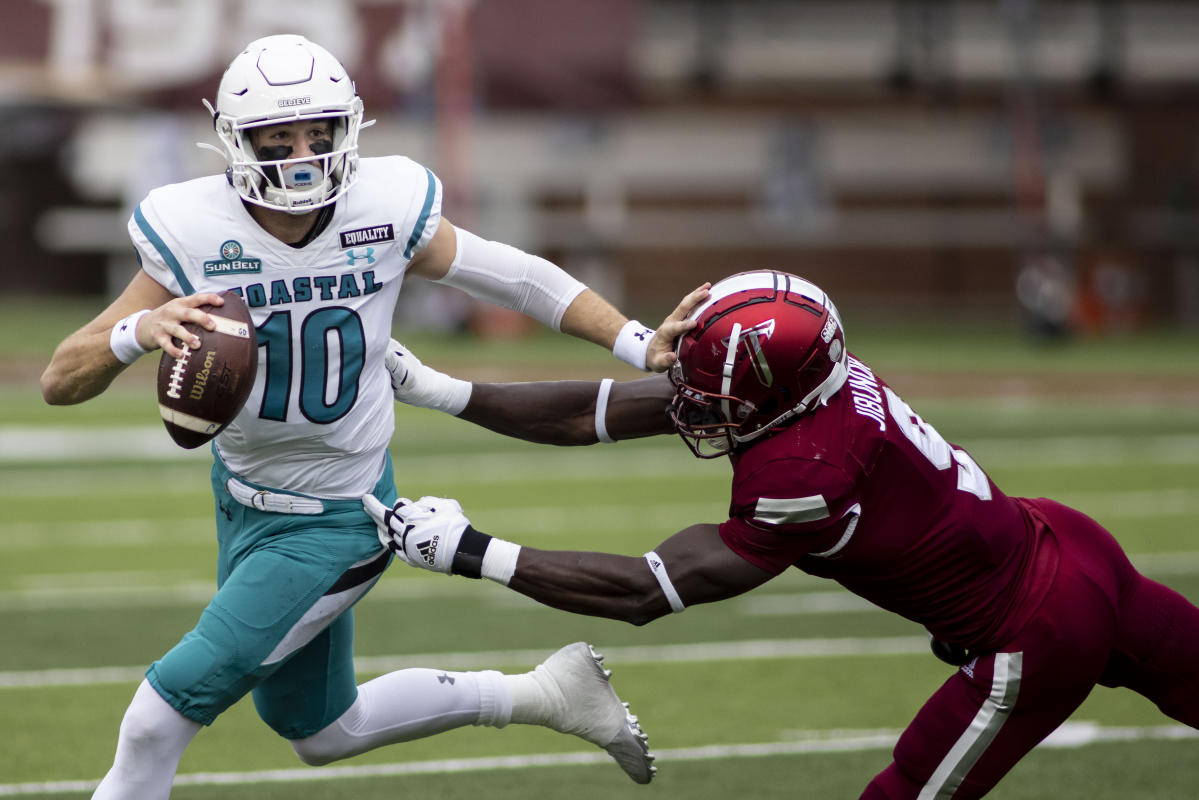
[417,535,439,567]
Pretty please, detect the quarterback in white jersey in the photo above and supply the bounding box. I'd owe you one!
[41,35,686,799]
[131,155,443,497]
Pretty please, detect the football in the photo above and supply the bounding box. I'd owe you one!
[156,291,257,449]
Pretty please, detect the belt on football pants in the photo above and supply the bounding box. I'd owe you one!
[225,477,326,515]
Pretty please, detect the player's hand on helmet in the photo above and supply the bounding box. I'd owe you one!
[363,494,470,574]
[645,283,711,372]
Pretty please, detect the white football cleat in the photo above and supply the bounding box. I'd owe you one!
[532,642,656,784]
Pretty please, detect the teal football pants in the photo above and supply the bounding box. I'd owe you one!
[145,454,397,739]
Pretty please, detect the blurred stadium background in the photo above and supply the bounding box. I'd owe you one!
[2,1,1198,798]
[5,0,1199,331]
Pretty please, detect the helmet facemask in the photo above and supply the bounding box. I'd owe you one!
[208,101,363,214]
[669,363,759,458]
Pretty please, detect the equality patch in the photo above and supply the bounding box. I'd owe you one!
[339,224,395,249]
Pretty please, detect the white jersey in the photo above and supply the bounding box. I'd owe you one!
[129,156,442,498]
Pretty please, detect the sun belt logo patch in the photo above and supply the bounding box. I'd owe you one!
[204,240,262,276]
[726,318,775,387]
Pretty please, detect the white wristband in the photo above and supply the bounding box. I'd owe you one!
[644,551,686,613]
[393,357,472,415]
[481,539,522,585]
[420,368,473,416]
[594,378,616,443]
[109,309,152,364]
[613,320,654,371]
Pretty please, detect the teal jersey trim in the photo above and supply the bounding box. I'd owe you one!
[403,168,437,259]
[134,204,195,295]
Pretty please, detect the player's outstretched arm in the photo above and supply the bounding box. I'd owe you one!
[364,496,774,625]
[507,524,775,624]
[41,271,222,406]
[557,281,709,372]
[406,220,709,372]
[462,374,675,444]
[385,339,675,445]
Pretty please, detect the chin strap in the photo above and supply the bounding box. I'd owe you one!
[801,349,850,411]
[262,173,335,213]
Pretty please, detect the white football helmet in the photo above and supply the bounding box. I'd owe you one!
[200,34,367,214]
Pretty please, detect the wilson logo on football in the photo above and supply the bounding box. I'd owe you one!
[189,350,218,401]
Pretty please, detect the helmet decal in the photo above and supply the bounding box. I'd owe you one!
[820,315,837,343]
[724,318,775,388]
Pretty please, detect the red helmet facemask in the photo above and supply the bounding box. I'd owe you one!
[669,270,849,458]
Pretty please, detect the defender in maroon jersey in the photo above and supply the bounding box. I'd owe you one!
[365,271,1199,798]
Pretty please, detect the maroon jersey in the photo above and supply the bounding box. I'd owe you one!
[718,354,1058,650]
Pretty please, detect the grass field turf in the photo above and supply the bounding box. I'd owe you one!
[1,304,1197,798]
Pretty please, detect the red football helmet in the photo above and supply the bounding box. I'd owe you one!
[669,270,848,458]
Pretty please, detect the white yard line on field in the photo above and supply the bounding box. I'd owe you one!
[0,722,1193,796]
[3,486,1198,555]
[3,546,1197,613]
[2,547,1198,613]
[3,427,1199,471]
[0,637,932,689]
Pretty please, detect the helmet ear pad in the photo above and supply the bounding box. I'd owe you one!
[670,270,849,456]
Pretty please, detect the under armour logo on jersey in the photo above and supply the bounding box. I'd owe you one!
[417,535,439,566]
[437,673,456,685]
[346,247,375,266]
[724,319,776,387]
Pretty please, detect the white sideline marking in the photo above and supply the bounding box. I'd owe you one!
[0,637,931,689]
[3,548,1197,613]
[0,722,1193,796]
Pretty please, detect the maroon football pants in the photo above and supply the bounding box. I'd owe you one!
[861,498,1199,799]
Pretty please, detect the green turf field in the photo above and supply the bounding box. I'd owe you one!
[2,306,1197,798]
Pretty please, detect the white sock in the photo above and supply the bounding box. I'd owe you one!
[290,668,514,765]
[91,680,201,800]
[503,669,557,727]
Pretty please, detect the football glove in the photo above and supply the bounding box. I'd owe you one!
[384,339,472,414]
[363,494,491,577]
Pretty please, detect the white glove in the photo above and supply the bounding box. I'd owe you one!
[363,494,472,574]
[385,339,472,414]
